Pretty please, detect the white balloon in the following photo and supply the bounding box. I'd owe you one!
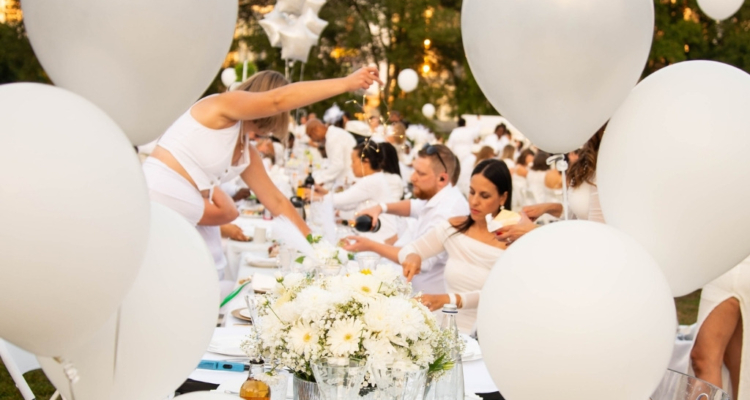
[598,60,750,296]
[422,103,436,118]
[280,19,320,63]
[22,0,237,146]
[221,67,237,87]
[397,69,419,93]
[478,221,675,400]
[462,0,654,154]
[260,9,289,48]
[697,0,745,20]
[276,0,306,15]
[0,83,149,356]
[39,203,219,400]
[300,7,329,36]
[302,0,327,15]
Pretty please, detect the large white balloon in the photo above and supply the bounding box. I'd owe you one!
[39,203,219,400]
[478,221,675,400]
[598,60,750,297]
[221,68,237,88]
[397,69,419,93]
[462,0,654,154]
[0,83,149,356]
[22,0,237,146]
[697,0,745,20]
[422,103,436,118]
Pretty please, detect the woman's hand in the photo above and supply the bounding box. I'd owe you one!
[522,203,562,220]
[495,213,535,245]
[355,205,383,229]
[345,66,383,92]
[418,294,450,312]
[402,253,422,282]
[220,224,249,241]
[341,236,374,252]
[313,184,329,195]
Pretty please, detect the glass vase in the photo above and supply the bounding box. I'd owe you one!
[370,365,428,400]
[311,358,368,400]
[294,374,321,400]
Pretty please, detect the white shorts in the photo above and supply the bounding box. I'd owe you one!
[142,158,204,226]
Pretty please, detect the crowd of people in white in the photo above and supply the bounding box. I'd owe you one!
[141,69,749,400]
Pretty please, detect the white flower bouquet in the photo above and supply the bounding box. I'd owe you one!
[241,266,456,387]
[294,233,352,269]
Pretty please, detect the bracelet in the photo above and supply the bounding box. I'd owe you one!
[379,202,388,213]
[447,293,457,306]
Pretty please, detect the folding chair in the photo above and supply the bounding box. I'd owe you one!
[0,338,60,400]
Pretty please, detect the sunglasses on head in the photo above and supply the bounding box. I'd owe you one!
[422,144,448,174]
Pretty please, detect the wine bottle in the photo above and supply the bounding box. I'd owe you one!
[341,215,381,232]
[304,163,315,188]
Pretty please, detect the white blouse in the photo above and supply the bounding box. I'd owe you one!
[398,220,504,333]
[567,180,605,223]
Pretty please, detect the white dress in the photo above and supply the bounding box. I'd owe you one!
[525,169,547,205]
[399,220,505,334]
[567,181,605,223]
[685,257,750,399]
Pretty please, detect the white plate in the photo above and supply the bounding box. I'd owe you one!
[246,255,277,268]
[239,309,252,319]
[207,336,247,357]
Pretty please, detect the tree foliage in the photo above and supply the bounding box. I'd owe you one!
[0,21,49,84]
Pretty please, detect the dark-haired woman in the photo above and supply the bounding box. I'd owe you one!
[311,141,397,241]
[379,142,404,202]
[399,159,511,333]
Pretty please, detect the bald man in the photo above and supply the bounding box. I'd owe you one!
[306,119,357,188]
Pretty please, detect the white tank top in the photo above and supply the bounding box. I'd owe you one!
[157,97,242,192]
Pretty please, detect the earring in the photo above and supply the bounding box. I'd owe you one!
[498,205,505,212]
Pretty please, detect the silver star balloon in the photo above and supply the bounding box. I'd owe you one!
[302,0,327,16]
[275,0,306,16]
[279,17,319,63]
[300,7,328,37]
[259,9,288,47]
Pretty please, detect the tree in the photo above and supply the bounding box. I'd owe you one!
[0,21,49,84]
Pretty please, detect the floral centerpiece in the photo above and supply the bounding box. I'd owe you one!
[294,234,352,269]
[240,266,456,389]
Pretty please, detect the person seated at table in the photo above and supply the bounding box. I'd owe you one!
[400,159,511,334]
[143,67,381,237]
[379,142,405,202]
[342,144,469,294]
[308,141,398,242]
[306,118,357,189]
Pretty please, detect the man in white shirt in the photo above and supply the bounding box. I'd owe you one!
[446,118,480,161]
[307,119,357,188]
[482,123,511,153]
[343,144,469,294]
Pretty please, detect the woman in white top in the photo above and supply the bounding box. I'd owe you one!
[143,67,381,234]
[310,141,398,241]
[399,159,512,333]
[497,127,605,245]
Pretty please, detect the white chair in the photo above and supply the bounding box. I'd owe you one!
[0,338,60,400]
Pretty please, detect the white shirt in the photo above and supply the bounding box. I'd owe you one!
[315,126,356,188]
[446,126,480,161]
[395,184,470,294]
[399,220,504,334]
[332,172,397,242]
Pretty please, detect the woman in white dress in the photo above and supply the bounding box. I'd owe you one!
[497,128,605,244]
[399,159,511,333]
[311,141,398,242]
[143,67,381,234]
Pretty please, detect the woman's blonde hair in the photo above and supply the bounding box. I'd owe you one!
[501,144,515,160]
[235,70,290,141]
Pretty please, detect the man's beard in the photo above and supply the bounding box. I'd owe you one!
[412,185,436,200]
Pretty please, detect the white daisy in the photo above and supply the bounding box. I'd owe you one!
[289,321,320,355]
[327,318,364,356]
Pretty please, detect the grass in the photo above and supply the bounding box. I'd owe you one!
[0,291,704,399]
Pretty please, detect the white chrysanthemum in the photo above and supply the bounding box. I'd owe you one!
[363,337,395,365]
[363,299,391,332]
[373,264,399,283]
[386,298,425,341]
[327,318,364,356]
[289,321,320,355]
[346,273,382,297]
[283,273,305,288]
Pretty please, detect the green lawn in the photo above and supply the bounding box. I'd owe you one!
[0,291,704,399]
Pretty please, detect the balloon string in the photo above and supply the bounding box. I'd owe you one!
[295,63,306,125]
[547,154,570,220]
[53,357,79,400]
